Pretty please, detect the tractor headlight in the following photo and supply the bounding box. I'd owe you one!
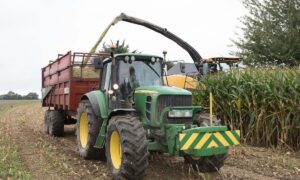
[108,90,114,95]
[168,110,193,118]
[113,84,119,90]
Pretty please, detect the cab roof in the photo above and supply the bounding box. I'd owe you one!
[115,53,163,59]
[103,53,163,63]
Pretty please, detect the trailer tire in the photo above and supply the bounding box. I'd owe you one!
[44,110,50,134]
[184,113,227,172]
[106,115,149,179]
[48,110,65,137]
[76,100,105,160]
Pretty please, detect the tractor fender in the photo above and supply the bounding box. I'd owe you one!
[80,90,108,119]
[108,109,136,119]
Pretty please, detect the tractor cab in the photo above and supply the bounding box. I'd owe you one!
[99,53,164,109]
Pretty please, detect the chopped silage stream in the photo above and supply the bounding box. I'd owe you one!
[0,101,299,179]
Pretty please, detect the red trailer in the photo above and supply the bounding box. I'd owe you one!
[42,51,109,121]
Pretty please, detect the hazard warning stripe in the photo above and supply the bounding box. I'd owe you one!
[179,130,240,150]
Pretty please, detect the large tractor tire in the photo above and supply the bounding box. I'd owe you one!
[76,100,105,160]
[184,113,227,172]
[105,115,149,179]
[48,110,65,137]
[194,113,221,127]
[44,110,50,134]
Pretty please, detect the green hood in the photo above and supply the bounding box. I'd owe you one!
[135,86,191,95]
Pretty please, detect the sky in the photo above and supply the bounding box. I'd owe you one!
[0,0,245,96]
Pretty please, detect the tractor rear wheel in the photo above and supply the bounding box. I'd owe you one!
[76,100,105,160]
[184,113,227,172]
[105,115,149,179]
[48,110,65,137]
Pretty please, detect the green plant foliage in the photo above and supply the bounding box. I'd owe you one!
[233,0,300,66]
[193,68,300,150]
[101,39,139,54]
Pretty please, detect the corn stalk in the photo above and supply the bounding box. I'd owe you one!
[193,68,300,150]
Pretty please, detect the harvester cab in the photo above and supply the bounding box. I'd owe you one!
[166,57,242,89]
[203,57,242,74]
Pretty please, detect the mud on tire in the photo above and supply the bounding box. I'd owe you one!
[106,115,149,179]
[76,100,105,160]
[48,110,64,137]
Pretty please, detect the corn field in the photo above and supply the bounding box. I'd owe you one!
[193,68,300,150]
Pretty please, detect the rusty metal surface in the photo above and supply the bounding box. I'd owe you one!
[41,51,109,115]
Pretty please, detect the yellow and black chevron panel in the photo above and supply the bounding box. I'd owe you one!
[179,130,240,151]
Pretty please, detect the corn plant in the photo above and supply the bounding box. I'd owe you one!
[193,68,300,150]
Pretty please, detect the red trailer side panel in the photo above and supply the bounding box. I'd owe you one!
[42,51,109,116]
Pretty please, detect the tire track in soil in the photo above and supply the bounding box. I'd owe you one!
[1,102,299,179]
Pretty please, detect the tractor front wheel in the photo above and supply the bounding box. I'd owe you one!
[105,115,149,179]
[184,154,227,172]
[186,113,227,172]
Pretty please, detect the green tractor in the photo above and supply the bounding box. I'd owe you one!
[77,52,240,179]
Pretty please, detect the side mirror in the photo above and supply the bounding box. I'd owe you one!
[93,57,103,69]
[179,62,186,73]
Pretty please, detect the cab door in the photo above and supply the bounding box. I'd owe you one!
[100,61,113,112]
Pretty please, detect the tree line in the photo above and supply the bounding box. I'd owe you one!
[0,91,39,100]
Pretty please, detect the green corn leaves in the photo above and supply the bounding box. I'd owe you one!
[193,68,300,150]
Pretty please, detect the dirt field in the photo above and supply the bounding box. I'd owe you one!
[0,101,299,179]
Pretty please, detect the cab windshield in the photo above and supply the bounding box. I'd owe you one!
[117,56,163,100]
[118,57,163,86]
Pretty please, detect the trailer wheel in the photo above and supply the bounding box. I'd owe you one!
[184,113,227,172]
[76,100,105,160]
[44,110,50,134]
[106,115,149,179]
[48,110,65,137]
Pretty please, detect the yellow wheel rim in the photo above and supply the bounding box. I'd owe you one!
[110,131,122,169]
[191,156,201,160]
[80,112,88,148]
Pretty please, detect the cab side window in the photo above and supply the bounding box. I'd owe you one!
[101,62,112,91]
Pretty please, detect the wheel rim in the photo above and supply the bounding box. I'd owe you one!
[110,131,122,169]
[80,112,88,148]
[191,156,201,160]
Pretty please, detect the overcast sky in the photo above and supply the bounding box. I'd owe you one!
[0,0,245,96]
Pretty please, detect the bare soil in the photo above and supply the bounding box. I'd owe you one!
[1,101,299,179]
